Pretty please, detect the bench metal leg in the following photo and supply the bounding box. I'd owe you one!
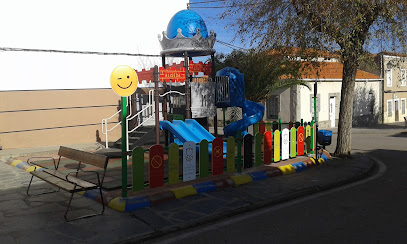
[64,187,105,222]
[26,175,60,196]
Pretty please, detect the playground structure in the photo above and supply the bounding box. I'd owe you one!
[216,67,265,137]
[101,63,324,193]
[99,9,324,197]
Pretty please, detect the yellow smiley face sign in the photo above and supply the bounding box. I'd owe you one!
[110,65,138,97]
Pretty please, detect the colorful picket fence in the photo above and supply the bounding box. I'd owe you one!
[131,124,315,191]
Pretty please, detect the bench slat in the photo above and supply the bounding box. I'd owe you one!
[31,170,97,192]
[41,169,97,189]
[58,146,108,168]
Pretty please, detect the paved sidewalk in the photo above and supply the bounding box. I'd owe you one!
[0,146,377,244]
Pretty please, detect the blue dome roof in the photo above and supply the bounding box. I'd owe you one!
[166,10,208,39]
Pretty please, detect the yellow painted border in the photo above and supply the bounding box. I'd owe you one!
[278,165,296,175]
[26,166,39,172]
[231,174,253,186]
[171,185,198,199]
[108,197,127,212]
[11,160,23,167]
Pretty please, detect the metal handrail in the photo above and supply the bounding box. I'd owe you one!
[101,110,122,148]
[126,89,155,151]
[127,105,154,134]
[127,89,154,122]
[102,88,188,150]
[101,96,132,148]
[160,91,185,97]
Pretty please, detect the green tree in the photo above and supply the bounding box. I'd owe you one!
[215,49,308,102]
[221,0,407,157]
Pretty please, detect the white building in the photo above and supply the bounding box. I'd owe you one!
[265,62,383,128]
[376,52,407,124]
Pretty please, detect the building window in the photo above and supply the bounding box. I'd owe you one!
[402,99,406,115]
[401,69,406,86]
[387,69,392,87]
[267,95,279,119]
[368,92,374,114]
[387,100,393,117]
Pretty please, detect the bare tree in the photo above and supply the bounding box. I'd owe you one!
[221,0,407,157]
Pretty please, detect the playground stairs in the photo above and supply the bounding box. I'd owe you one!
[118,125,156,149]
[96,125,158,158]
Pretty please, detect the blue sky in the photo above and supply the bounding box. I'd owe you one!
[188,0,402,57]
[188,0,249,60]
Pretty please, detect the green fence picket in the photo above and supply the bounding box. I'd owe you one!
[253,123,259,135]
[236,131,242,173]
[266,123,272,132]
[132,147,145,192]
[255,133,263,166]
[168,143,179,185]
[227,136,235,173]
[199,139,209,178]
[310,121,314,153]
[290,127,297,158]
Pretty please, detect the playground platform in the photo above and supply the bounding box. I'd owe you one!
[0,141,377,243]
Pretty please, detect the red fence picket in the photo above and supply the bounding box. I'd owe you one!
[297,126,305,156]
[264,131,272,164]
[211,137,224,175]
[259,120,266,135]
[149,145,164,188]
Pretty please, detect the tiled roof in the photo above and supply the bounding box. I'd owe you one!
[378,51,407,57]
[300,62,381,80]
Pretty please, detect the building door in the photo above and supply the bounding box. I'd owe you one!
[330,97,336,128]
[395,100,399,122]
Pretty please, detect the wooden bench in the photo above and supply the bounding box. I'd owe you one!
[26,146,109,221]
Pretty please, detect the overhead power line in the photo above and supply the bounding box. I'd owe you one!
[216,40,247,50]
[189,0,229,4]
[189,1,258,9]
[0,47,161,57]
[0,41,248,56]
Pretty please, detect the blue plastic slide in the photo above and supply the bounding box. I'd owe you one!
[223,100,265,137]
[159,119,226,154]
[216,67,265,137]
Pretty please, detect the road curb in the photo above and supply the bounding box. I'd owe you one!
[4,150,333,213]
[108,153,331,212]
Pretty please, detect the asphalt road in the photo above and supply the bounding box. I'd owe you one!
[151,127,407,243]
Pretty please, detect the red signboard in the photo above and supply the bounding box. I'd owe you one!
[297,126,305,156]
[211,137,224,176]
[159,67,186,82]
[263,131,272,165]
[149,145,164,188]
[188,60,212,76]
[137,61,213,83]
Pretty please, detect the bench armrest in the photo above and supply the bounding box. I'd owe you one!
[66,170,101,187]
[27,157,57,170]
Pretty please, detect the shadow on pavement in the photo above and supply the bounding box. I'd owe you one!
[0,178,153,243]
